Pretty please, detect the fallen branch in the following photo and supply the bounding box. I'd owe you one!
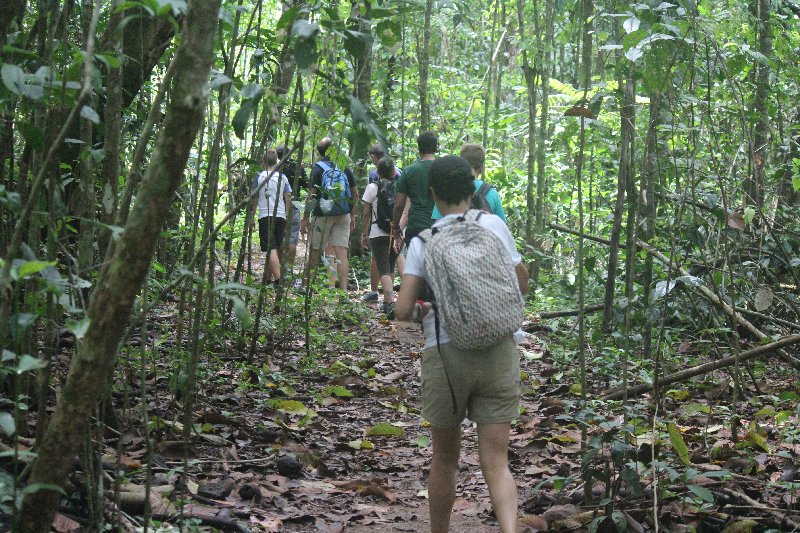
[538,304,604,319]
[735,307,800,332]
[637,239,800,369]
[600,335,800,400]
[718,487,800,530]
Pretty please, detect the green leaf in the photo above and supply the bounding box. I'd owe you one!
[667,422,690,466]
[20,483,67,497]
[80,105,100,124]
[365,422,404,438]
[348,439,374,450]
[0,412,15,437]
[230,296,253,329]
[17,354,47,374]
[322,385,353,398]
[215,282,256,294]
[686,484,714,503]
[268,399,318,418]
[15,260,56,280]
[413,435,431,448]
[232,99,255,139]
[66,318,90,339]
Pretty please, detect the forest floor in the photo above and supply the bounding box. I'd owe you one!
[5,256,800,532]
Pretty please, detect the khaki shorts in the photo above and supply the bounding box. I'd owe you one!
[421,336,520,427]
[309,214,351,250]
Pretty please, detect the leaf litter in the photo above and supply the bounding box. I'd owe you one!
[7,281,800,532]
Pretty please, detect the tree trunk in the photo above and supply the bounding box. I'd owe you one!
[516,0,538,247]
[602,53,634,332]
[744,0,771,210]
[16,1,221,529]
[419,0,433,131]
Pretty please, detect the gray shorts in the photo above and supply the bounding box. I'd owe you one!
[289,208,301,245]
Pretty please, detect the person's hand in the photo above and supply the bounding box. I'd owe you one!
[392,228,404,253]
[414,300,433,323]
[300,217,308,238]
[360,234,369,250]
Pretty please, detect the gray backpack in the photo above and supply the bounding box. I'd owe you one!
[417,209,524,350]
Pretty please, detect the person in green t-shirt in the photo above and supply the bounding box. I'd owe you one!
[392,131,437,250]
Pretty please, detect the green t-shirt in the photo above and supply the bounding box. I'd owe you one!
[396,159,435,232]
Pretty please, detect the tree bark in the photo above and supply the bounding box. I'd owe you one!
[744,0,771,210]
[16,1,221,530]
[419,0,433,131]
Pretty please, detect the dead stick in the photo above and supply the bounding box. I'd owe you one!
[736,307,800,332]
[719,487,800,530]
[636,239,800,369]
[539,303,604,319]
[549,223,612,245]
[600,335,800,400]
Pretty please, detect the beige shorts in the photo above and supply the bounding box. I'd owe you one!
[309,214,351,250]
[421,336,520,427]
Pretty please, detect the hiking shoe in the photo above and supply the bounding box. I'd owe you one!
[362,291,379,302]
[382,302,396,320]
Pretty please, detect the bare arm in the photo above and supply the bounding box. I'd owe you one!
[395,273,426,322]
[392,191,408,229]
[360,201,372,249]
[515,262,529,295]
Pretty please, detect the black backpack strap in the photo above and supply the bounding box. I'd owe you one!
[477,181,492,197]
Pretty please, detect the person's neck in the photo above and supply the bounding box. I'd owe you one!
[419,153,436,161]
[437,199,472,216]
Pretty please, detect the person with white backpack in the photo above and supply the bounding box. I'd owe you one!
[252,149,292,285]
[394,155,529,533]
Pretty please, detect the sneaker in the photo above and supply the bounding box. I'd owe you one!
[382,301,396,320]
[362,291,379,302]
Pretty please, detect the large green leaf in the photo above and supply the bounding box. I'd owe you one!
[668,423,690,466]
[366,422,404,438]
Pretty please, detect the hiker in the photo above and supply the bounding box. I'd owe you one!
[391,131,438,253]
[252,149,293,285]
[363,143,406,302]
[431,143,507,222]
[394,155,529,533]
[360,157,400,317]
[276,144,307,269]
[300,137,358,291]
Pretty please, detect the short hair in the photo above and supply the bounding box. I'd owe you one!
[368,143,384,157]
[459,143,485,172]
[317,137,332,156]
[265,149,278,167]
[417,131,437,155]
[376,157,395,180]
[276,144,288,158]
[428,156,473,206]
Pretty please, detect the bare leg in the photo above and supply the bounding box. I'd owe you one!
[380,273,394,303]
[477,423,517,533]
[268,250,281,282]
[429,425,461,533]
[370,258,380,292]
[332,245,349,291]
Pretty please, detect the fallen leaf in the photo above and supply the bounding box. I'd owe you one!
[52,514,81,533]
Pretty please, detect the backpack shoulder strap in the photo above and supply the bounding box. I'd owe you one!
[477,181,492,197]
[316,160,332,173]
[415,228,433,243]
[463,208,484,222]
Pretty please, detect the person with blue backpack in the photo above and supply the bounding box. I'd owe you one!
[300,137,358,290]
[394,156,528,533]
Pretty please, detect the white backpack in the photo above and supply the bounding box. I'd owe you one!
[418,209,524,350]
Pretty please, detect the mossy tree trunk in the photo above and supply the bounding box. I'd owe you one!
[16,1,222,530]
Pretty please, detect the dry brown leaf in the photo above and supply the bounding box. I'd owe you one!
[52,514,81,533]
[518,514,548,531]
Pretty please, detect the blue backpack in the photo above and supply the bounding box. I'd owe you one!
[316,161,352,216]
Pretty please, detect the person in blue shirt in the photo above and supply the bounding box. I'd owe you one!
[431,143,506,223]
